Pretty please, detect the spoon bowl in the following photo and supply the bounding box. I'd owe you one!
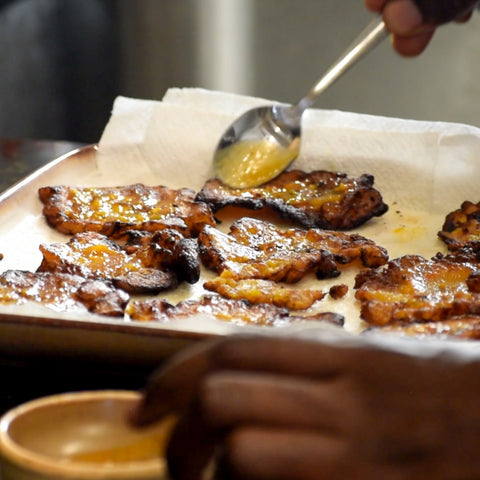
[213,16,388,189]
[213,104,302,188]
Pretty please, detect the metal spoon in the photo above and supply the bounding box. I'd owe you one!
[213,16,388,189]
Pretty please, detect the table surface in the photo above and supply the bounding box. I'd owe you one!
[0,138,156,413]
[0,138,84,192]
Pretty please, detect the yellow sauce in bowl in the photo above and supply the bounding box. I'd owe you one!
[65,415,177,466]
[68,436,164,464]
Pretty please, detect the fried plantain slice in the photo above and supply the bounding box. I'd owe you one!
[198,217,388,283]
[438,200,480,250]
[126,294,344,327]
[364,315,480,340]
[39,183,216,238]
[199,223,337,282]
[354,254,480,326]
[0,270,128,316]
[37,231,178,294]
[203,273,326,310]
[196,170,388,230]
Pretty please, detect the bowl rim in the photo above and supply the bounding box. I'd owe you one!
[0,390,166,479]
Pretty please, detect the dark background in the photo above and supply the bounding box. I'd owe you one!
[1,1,480,152]
[0,0,119,143]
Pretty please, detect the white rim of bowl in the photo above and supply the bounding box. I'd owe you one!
[0,390,165,479]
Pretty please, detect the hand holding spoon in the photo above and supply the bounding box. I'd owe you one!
[212,0,479,189]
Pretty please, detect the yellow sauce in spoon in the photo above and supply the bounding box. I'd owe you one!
[215,138,299,188]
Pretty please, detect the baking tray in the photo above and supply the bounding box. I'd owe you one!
[0,113,479,366]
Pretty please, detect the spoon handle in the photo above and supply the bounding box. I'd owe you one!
[297,17,388,113]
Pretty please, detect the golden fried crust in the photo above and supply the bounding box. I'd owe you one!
[120,229,200,284]
[198,223,336,283]
[39,183,216,238]
[354,254,480,326]
[434,244,480,266]
[198,217,388,283]
[126,294,344,327]
[0,270,128,316]
[365,316,480,340]
[37,231,178,294]
[438,200,480,250]
[196,170,388,230]
[229,217,388,268]
[203,273,326,310]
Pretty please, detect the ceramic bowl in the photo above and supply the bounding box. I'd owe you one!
[0,390,173,480]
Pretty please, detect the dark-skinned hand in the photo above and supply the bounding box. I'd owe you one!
[130,334,480,480]
[365,0,479,55]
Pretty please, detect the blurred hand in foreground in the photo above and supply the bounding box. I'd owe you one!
[365,0,480,55]
[130,334,480,480]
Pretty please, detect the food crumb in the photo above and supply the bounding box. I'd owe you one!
[329,284,348,299]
